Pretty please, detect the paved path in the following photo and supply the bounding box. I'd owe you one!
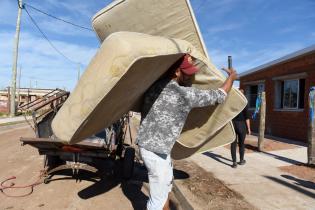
[0,116,32,125]
[187,141,315,210]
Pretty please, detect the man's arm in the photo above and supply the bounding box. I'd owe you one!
[185,68,237,108]
[220,67,237,93]
[186,88,227,108]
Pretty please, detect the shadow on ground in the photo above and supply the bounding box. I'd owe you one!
[45,159,189,210]
[281,174,315,190]
[203,144,304,168]
[244,145,304,165]
[264,175,315,199]
[203,151,233,167]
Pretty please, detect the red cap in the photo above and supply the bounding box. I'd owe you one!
[179,54,198,75]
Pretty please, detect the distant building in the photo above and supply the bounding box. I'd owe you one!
[0,87,57,113]
[239,44,315,143]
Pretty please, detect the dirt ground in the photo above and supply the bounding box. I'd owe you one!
[3,122,312,210]
[0,125,180,210]
[279,164,315,183]
[173,160,257,210]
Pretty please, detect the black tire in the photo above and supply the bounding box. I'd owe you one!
[122,147,135,179]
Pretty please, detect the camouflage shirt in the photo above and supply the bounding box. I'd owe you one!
[136,79,226,155]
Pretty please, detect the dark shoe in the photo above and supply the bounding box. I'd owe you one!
[231,162,237,168]
[238,160,246,165]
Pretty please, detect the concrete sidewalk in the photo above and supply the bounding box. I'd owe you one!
[177,136,315,210]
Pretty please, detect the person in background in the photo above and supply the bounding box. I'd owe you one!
[231,89,251,168]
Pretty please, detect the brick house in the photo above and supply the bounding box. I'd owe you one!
[239,44,315,143]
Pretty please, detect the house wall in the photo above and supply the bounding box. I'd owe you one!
[240,52,315,142]
[0,100,9,113]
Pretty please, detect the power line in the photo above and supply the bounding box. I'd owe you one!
[24,3,93,32]
[24,6,80,65]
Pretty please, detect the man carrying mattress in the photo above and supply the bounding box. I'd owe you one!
[136,54,237,210]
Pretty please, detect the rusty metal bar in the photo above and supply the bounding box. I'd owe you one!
[34,92,68,112]
[18,89,68,111]
[18,89,60,109]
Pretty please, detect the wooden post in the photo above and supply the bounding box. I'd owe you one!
[258,92,266,151]
[308,87,315,165]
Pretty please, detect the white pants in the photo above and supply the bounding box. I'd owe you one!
[140,147,173,210]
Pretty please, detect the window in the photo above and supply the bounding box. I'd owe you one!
[283,80,298,108]
[246,83,265,108]
[274,79,305,109]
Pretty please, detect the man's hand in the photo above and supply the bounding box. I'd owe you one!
[219,67,238,93]
[221,67,237,81]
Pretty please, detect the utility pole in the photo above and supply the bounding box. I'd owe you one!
[10,0,23,117]
[7,87,11,114]
[17,66,22,106]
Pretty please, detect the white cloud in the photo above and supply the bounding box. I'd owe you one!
[0,31,98,90]
[0,1,113,90]
[22,12,95,38]
[42,0,111,21]
[236,43,305,71]
[206,23,244,34]
[277,26,297,34]
[39,18,95,37]
[20,3,96,38]
[194,0,236,16]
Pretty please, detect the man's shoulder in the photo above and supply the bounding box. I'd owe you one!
[148,78,173,92]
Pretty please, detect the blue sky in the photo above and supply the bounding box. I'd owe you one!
[1,0,315,90]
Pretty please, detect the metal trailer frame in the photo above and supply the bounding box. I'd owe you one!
[19,89,135,183]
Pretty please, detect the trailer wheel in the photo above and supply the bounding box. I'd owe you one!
[122,147,135,179]
[45,155,65,170]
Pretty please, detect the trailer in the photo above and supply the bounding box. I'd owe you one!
[19,89,135,183]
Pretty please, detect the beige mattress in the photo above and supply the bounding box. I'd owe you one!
[51,32,246,147]
[51,0,247,159]
[171,123,234,160]
[92,0,209,58]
